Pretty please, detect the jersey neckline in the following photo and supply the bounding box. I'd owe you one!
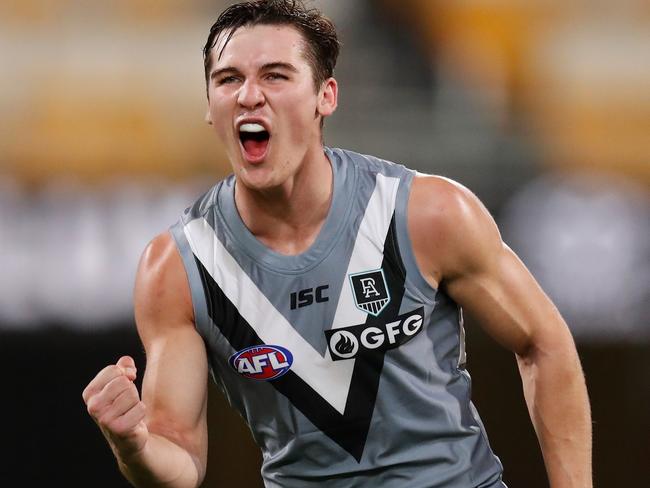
[216,147,356,274]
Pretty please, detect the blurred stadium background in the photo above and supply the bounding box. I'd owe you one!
[1,0,648,486]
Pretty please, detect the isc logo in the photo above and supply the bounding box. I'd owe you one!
[229,345,293,381]
[290,285,329,310]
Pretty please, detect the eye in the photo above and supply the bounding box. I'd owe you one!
[217,75,240,85]
[266,72,288,81]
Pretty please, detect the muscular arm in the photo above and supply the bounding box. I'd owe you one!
[408,176,592,488]
[84,232,209,488]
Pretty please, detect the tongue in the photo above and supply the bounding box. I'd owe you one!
[243,139,268,159]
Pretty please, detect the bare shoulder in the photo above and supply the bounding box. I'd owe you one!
[134,231,194,342]
[408,174,502,285]
[409,174,478,221]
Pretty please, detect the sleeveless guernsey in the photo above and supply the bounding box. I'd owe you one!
[170,147,507,488]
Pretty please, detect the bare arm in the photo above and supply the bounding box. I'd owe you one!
[408,176,592,488]
[83,232,208,488]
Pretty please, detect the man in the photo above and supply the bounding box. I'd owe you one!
[82,1,592,487]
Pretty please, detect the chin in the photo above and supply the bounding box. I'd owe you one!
[237,166,279,191]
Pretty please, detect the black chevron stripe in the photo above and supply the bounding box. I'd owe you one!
[195,214,406,462]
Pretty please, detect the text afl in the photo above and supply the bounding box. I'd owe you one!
[229,345,293,381]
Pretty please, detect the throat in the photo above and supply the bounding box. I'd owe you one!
[234,149,335,255]
[258,232,318,256]
[240,199,332,256]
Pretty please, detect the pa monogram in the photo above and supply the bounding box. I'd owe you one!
[349,269,390,316]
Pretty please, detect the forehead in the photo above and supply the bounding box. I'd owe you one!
[210,24,308,71]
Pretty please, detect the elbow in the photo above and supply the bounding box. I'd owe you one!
[518,318,580,363]
[515,331,585,384]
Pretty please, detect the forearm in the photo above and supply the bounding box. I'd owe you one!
[114,433,203,488]
[517,340,592,488]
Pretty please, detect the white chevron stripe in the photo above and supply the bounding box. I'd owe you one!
[330,174,400,330]
[184,173,400,414]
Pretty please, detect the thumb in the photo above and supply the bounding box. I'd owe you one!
[116,355,137,381]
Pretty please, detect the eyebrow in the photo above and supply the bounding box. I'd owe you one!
[210,67,240,81]
[260,62,298,73]
[210,62,299,81]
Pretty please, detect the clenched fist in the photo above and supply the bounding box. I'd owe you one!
[82,356,149,460]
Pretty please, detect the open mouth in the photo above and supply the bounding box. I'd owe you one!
[239,123,270,161]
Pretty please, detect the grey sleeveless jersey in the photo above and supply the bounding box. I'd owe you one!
[170,147,506,488]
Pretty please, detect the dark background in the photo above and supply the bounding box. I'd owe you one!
[2,320,648,487]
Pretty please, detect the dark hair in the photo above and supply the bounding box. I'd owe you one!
[203,0,340,91]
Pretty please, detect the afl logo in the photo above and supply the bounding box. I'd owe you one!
[229,345,293,381]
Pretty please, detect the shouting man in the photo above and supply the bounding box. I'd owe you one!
[83,1,592,487]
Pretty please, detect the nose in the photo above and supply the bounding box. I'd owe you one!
[237,79,265,110]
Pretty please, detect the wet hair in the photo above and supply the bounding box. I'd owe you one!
[203,0,340,92]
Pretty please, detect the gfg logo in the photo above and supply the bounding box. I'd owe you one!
[325,307,424,361]
[229,345,293,380]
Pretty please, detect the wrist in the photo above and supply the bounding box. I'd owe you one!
[106,429,149,467]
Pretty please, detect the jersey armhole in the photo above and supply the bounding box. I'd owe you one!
[394,170,438,303]
[169,221,212,343]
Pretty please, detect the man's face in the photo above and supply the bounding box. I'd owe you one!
[205,24,337,191]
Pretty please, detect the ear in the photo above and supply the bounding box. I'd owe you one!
[317,77,338,117]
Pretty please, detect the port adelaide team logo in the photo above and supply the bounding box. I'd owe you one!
[349,269,390,316]
[229,345,293,381]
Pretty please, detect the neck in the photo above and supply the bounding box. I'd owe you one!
[234,146,333,255]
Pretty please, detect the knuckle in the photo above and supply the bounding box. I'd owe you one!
[107,364,122,374]
[116,386,139,407]
[134,401,146,416]
[83,364,121,402]
[99,364,118,379]
[111,414,136,436]
[98,415,116,432]
[110,418,130,436]
[113,375,130,389]
[86,397,100,418]
[82,378,102,402]
[102,365,123,382]
[127,388,142,405]
[104,376,128,397]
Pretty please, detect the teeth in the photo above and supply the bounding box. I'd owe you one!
[239,123,266,133]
